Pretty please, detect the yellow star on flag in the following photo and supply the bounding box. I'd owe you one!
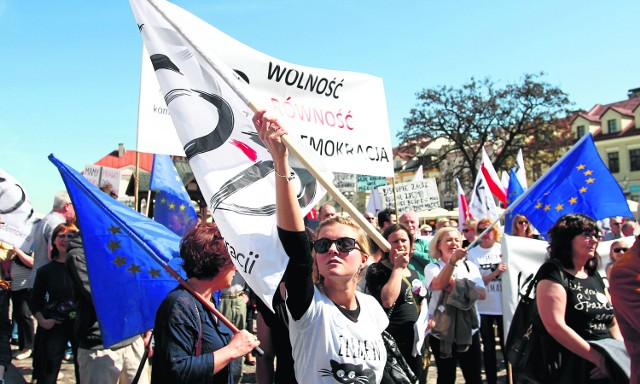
[577,164,585,170]
[544,205,551,211]
[113,255,127,267]
[569,197,577,205]
[555,204,564,211]
[584,170,593,176]
[580,187,587,193]
[535,202,542,209]
[586,177,595,184]
[127,264,142,275]
[169,203,176,210]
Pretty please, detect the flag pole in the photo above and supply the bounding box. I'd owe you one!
[466,133,593,249]
[145,0,391,252]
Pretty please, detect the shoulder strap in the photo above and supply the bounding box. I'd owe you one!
[189,295,203,357]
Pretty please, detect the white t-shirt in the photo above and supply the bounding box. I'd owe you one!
[287,287,388,384]
[466,243,503,315]
[423,259,485,331]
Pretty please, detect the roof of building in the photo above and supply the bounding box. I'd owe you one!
[94,146,154,172]
[572,97,640,126]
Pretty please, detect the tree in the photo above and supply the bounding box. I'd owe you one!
[399,73,573,189]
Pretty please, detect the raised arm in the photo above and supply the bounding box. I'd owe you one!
[254,110,304,232]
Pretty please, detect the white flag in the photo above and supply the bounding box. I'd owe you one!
[0,168,38,251]
[130,0,333,308]
[134,0,393,177]
[469,169,500,222]
[412,165,424,182]
[514,149,527,188]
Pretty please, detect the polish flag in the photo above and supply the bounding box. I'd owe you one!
[481,148,507,205]
[457,178,472,230]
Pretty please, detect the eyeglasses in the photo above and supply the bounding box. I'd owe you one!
[610,222,621,226]
[313,237,360,253]
[581,231,602,241]
[613,247,629,253]
[462,228,474,233]
[517,221,528,225]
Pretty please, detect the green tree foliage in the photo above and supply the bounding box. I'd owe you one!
[400,73,573,188]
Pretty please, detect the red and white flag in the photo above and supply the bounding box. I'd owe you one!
[130,0,333,308]
[456,178,472,231]
[481,148,507,205]
[469,169,500,222]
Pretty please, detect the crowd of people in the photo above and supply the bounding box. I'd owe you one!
[0,110,638,384]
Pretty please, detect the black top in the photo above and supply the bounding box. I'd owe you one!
[256,290,298,384]
[365,262,422,344]
[30,260,76,322]
[277,228,316,321]
[537,261,613,341]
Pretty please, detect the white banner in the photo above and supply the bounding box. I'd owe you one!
[501,234,628,336]
[0,168,37,251]
[376,178,440,213]
[83,164,121,193]
[135,4,393,177]
[131,0,332,308]
[137,45,184,156]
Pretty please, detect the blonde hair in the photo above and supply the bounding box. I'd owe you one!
[312,216,370,286]
[477,218,501,240]
[511,214,533,237]
[429,227,461,260]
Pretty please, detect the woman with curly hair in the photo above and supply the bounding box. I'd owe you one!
[152,223,259,384]
[536,213,622,383]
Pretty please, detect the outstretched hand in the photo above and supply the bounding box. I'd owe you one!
[253,110,287,161]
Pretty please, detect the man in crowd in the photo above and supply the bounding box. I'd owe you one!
[603,216,623,241]
[399,211,435,281]
[26,191,75,289]
[65,186,149,383]
[377,208,396,232]
[364,211,377,229]
[622,221,637,237]
[317,203,337,222]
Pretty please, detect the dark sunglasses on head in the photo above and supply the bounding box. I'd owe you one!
[313,237,359,253]
[613,247,629,253]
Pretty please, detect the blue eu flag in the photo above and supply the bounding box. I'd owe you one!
[50,154,184,347]
[150,154,197,236]
[507,134,632,237]
[504,168,525,235]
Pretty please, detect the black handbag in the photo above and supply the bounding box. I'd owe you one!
[505,260,566,384]
[381,330,418,384]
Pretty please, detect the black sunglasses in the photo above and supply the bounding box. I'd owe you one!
[313,237,359,253]
[477,227,489,233]
[517,221,528,225]
[613,247,629,253]
[462,228,474,233]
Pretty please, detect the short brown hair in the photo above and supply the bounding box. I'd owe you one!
[180,223,232,279]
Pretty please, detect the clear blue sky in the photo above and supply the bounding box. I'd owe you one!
[1,0,638,214]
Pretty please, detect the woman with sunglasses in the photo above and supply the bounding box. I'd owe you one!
[536,213,622,382]
[30,223,79,384]
[605,239,630,279]
[366,223,427,379]
[254,110,388,384]
[511,214,543,239]
[424,226,486,384]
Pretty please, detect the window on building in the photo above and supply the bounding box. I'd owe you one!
[630,149,640,171]
[576,125,585,138]
[607,119,619,134]
[608,152,619,173]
